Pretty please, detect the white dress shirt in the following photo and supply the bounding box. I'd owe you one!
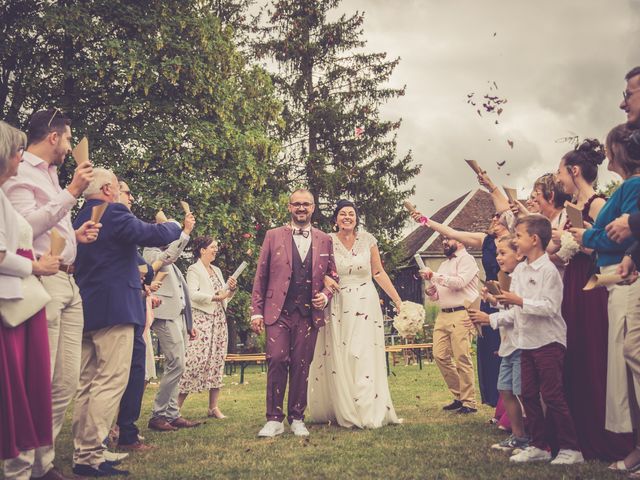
[489,253,567,350]
[2,152,78,264]
[292,223,312,260]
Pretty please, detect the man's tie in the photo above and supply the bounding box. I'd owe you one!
[293,229,310,238]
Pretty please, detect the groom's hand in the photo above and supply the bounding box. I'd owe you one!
[251,316,264,334]
[312,293,327,310]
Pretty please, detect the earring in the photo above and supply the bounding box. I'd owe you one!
[333,223,339,232]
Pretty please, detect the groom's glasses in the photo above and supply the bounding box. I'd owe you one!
[290,202,313,208]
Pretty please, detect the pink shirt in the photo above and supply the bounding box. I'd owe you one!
[2,152,78,264]
[426,247,479,308]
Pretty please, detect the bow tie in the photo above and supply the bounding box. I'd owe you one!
[293,229,310,238]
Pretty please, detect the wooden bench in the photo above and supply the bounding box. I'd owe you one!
[384,343,433,376]
[225,353,266,384]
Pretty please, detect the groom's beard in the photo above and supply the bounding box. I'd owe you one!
[291,213,312,228]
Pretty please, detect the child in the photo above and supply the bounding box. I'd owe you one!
[468,235,528,453]
[477,215,583,464]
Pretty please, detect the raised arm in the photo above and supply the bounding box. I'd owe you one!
[477,171,511,214]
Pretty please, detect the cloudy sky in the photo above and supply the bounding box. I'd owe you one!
[328,0,640,233]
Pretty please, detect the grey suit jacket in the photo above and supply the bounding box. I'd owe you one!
[143,233,193,332]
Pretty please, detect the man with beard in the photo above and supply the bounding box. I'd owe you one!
[250,189,338,438]
[2,110,98,480]
[419,237,480,414]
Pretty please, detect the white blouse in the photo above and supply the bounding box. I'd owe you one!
[0,190,33,299]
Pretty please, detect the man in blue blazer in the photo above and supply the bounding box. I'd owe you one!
[71,168,182,478]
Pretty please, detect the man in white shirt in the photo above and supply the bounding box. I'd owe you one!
[2,110,97,480]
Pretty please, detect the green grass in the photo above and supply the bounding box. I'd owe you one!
[38,363,623,479]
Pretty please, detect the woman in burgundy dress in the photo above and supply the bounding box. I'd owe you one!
[0,121,60,478]
[555,139,634,460]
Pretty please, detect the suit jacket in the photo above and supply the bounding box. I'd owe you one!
[143,233,193,332]
[186,260,234,314]
[73,199,181,332]
[251,225,338,327]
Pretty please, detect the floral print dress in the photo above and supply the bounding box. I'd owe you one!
[179,272,228,393]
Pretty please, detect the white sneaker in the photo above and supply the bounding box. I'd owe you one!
[290,419,310,437]
[104,450,129,462]
[509,446,552,463]
[257,421,285,438]
[550,449,584,465]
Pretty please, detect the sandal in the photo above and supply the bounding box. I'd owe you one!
[608,460,640,472]
[207,407,227,419]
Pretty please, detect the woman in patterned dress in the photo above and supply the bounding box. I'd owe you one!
[178,236,236,418]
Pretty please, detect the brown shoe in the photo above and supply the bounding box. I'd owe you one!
[117,441,155,452]
[170,416,202,429]
[147,417,178,431]
[35,467,73,480]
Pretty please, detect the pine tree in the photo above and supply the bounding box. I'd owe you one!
[256,0,419,240]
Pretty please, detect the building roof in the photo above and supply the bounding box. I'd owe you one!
[397,188,496,265]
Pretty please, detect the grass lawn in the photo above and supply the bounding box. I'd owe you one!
[42,362,622,479]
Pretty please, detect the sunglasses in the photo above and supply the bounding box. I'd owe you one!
[47,108,60,128]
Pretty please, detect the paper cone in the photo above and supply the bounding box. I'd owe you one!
[49,229,66,256]
[72,137,89,165]
[138,265,149,275]
[151,260,164,273]
[584,273,623,291]
[497,271,511,291]
[153,271,168,283]
[464,159,483,175]
[485,280,502,296]
[403,200,416,213]
[91,202,108,224]
[179,201,191,215]
[503,186,518,204]
[564,201,583,229]
[464,298,483,337]
[155,210,168,223]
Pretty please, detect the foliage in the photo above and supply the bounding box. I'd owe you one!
[255,0,419,241]
[0,0,287,344]
[598,179,621,198]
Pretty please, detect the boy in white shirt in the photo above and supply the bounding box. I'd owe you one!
[469,235,528,452]
[483,215,583,465]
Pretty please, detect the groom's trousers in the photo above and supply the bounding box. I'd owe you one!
[265,310,318,423]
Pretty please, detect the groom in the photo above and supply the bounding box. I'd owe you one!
[251,189,339,437]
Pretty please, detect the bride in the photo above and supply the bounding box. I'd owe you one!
[308,199,403,428]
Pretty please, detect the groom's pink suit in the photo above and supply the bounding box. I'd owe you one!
[251,225,338,423]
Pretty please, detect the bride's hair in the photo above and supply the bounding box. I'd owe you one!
[332,199,360,230]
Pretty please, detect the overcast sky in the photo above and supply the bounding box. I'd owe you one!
[327,0,640,234]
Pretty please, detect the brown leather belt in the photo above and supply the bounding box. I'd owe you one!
[59,264,75,274]
[441,306,465,313]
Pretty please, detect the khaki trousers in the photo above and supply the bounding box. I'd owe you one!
[433,309,476,408]
[603,264,640,432]
[3,271,84,479]
[72,324,134,467]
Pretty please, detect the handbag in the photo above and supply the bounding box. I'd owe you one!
[0,274,51,328]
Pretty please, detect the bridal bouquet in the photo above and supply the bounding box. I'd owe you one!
[393,301,426,339]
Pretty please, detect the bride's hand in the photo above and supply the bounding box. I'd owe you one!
[323,275,340,294]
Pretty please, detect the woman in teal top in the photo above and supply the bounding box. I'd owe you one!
[571,123,640,473]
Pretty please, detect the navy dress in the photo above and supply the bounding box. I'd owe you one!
[476,234,501,407]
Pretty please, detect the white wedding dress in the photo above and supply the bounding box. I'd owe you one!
[308,231,400,428]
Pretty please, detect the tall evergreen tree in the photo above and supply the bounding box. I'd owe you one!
[256,0,419,240]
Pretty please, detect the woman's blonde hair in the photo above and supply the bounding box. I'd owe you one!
[0,121,27,177]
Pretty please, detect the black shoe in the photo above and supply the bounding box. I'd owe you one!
[456,406,478,414]
[73,462,130,477]
[442,400,463,411]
